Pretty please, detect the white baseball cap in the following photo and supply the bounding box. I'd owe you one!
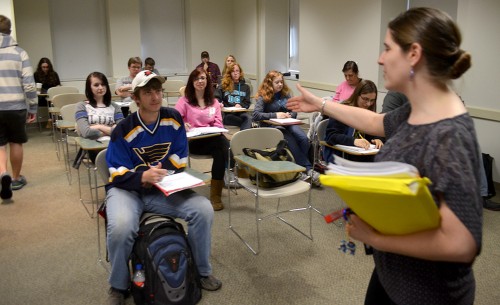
[131,70,165,91]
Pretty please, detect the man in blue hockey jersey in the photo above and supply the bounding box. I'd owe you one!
[105,70,221,305]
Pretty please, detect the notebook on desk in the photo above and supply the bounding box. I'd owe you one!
[186,127,228,138]
[269,118,303,125]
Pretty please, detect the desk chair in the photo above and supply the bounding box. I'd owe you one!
[50,93,86,159]
[228,128,313,254]
[95,149,110,271]
[179,86,186,97]
[58,103,80,184]
[47,86,79,103]
[163,80,185,106]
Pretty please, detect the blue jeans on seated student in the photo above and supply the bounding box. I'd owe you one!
[106,187,214,290]
[277,125,312,171]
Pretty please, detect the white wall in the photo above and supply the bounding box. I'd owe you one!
[455,0,500,180]
[185,0,234,72]
[300,0,383,90]
[8,0,500,181]
[12,0,53,70]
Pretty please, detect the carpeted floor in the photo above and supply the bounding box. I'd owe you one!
[0,128,499,305]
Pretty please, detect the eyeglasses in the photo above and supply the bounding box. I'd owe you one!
[194,77,207,82]
[360,96,376,104]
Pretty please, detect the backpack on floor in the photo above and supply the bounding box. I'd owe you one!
[483,153,497,199]
[131,214,202,305]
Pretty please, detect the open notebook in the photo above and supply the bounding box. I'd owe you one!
[186,127,228,138]
[321,156,440,235]
[155,172,205,196]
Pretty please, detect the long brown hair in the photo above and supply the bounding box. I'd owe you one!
[342,79,377,112]
[184,68,215,107]
[255,70,291,103]
[220,63,244,93]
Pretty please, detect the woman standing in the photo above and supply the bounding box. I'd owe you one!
[216,62,252,130]
[253,70,320,186]
[175,68,232,211]
[332,60,361,102]
[34,57,61,106]
[323,79,383,163]
[288,7,481,305]
[75,72,123,163]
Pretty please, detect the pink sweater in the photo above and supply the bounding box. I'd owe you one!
[333,81,355,102]
[175,97,223,128]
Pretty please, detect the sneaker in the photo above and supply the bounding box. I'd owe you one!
[200,274,222,291]
[107,287,125,305]
[224,170,241,189]
[11,175,27,191]
[308,169,321,187]
[1,173,12,199]
[298,172,310,181]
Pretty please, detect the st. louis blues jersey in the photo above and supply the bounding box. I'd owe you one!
[106,107,188,192]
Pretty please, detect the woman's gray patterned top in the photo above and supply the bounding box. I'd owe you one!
[373,102,482,305]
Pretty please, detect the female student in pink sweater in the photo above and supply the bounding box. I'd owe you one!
[175,68,232,211]
[333,61,362,102]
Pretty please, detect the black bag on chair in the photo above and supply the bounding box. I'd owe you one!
[131,214,202,305]
[242,140,301,188]
[483,153,496,199]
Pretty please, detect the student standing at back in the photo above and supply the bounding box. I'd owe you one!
[0,15,38,198]
[288,7,482,305]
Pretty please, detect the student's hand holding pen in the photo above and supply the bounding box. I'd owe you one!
[184,122,192,131]
[354,134,371,150]
[276,112,292,119]
[354,138,371,149]
[142,162,168,185]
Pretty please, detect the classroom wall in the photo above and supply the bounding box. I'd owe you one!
[8,0,500,181]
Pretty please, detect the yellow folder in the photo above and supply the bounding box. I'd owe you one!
[320,175,440,235]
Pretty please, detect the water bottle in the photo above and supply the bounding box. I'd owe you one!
[133,264,145,288]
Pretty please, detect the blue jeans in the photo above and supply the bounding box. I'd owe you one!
[106,187,214,290]
[277,125,312,171]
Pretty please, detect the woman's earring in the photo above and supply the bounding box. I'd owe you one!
[410,67,415,79]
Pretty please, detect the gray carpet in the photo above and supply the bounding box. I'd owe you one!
[1,128,499,305]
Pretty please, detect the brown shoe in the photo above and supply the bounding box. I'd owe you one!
[210,179,224,211]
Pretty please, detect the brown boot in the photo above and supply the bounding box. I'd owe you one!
[210,179,224,211]
[237,167,249,179]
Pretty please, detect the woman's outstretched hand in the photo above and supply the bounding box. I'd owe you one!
[287,83,322,113]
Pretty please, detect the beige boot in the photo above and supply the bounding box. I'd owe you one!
[210,179,224,211]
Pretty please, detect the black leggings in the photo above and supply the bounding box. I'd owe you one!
[364,269,397,305]
[188,135,233,180]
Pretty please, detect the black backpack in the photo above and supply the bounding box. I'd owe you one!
[483,153,497,199]
[131,214,202,305]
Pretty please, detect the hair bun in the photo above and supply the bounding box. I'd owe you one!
[450,51,471,79]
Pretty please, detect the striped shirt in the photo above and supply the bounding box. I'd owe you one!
[0,34,37,114]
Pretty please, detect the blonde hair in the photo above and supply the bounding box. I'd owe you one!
[256,70,291,103]
[222,55,236,75]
